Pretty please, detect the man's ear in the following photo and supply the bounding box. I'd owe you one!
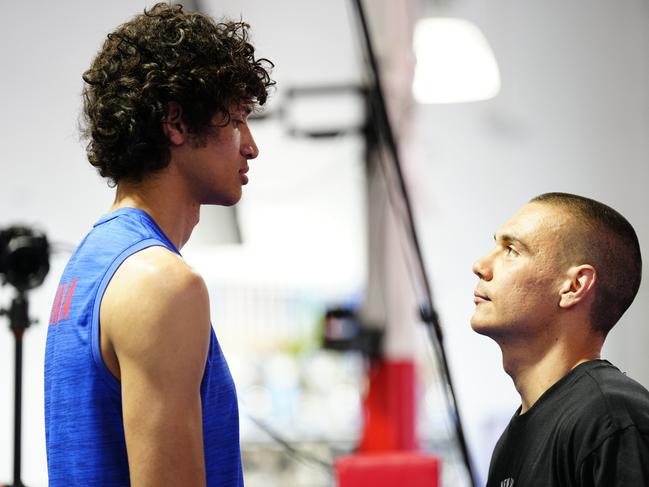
[559,265,596,309]
[162,101,187,145]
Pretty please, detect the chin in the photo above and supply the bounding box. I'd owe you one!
[470,320,486,335]
[470,315,495,336]
[219,198,240,207]
[206,192,242,206]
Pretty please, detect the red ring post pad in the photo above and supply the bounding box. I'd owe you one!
[359,360,417,451]
[335,452,440,487]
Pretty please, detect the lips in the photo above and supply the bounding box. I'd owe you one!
[473,289,490,304]
[239,165,249,185]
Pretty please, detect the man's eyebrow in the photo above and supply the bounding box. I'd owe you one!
[494,232,530,252]
[231,104,253,116]
[238,104,253,115]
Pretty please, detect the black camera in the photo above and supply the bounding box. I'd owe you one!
[323,307,383,358]
[0,226,50,292]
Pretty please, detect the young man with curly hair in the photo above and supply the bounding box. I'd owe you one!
[472,192,649,486]
[44,4,273,486]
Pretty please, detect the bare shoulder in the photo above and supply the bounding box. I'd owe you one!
[101,245,211,368]
[114,245,205,294]
[103,245,209,323]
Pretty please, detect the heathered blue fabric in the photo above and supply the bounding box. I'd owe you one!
[44,207,243,486]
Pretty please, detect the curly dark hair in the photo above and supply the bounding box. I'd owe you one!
[81,2,274,185]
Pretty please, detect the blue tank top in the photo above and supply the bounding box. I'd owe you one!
[44,207,243,486]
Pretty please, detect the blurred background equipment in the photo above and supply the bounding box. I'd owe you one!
[1,226,50,487]
[0,228,50,293]
[323,307,382,357]
[327,1,474,485]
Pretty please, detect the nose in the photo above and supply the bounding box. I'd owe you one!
[472,251,493,281]
[241,125,259,160]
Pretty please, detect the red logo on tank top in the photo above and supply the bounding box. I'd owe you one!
[49,278,78,325]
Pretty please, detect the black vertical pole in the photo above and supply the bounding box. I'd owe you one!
[9,294,29,487]
[13,335,23,487]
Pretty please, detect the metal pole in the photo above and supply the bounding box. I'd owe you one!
[7,294,29,487]
[13,333,23,487]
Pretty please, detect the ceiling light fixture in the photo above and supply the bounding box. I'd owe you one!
[412,17,501,104]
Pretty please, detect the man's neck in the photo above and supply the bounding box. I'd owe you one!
[111,172,200,250]
[500,329,603,414]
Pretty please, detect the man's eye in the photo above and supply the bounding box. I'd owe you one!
[506,246,518,256]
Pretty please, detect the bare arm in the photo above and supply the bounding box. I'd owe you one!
[100,246,211,487]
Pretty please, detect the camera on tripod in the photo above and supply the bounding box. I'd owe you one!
[1,225,50,487]
[0,226,50,292]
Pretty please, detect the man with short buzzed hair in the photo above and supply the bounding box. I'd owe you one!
[472,192,649,487]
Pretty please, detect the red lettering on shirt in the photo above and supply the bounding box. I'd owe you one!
[59,278,78,322]
[49,278,78,325]
[49,284,65,325]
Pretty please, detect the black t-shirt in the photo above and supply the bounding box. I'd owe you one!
[487,360,649,487]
